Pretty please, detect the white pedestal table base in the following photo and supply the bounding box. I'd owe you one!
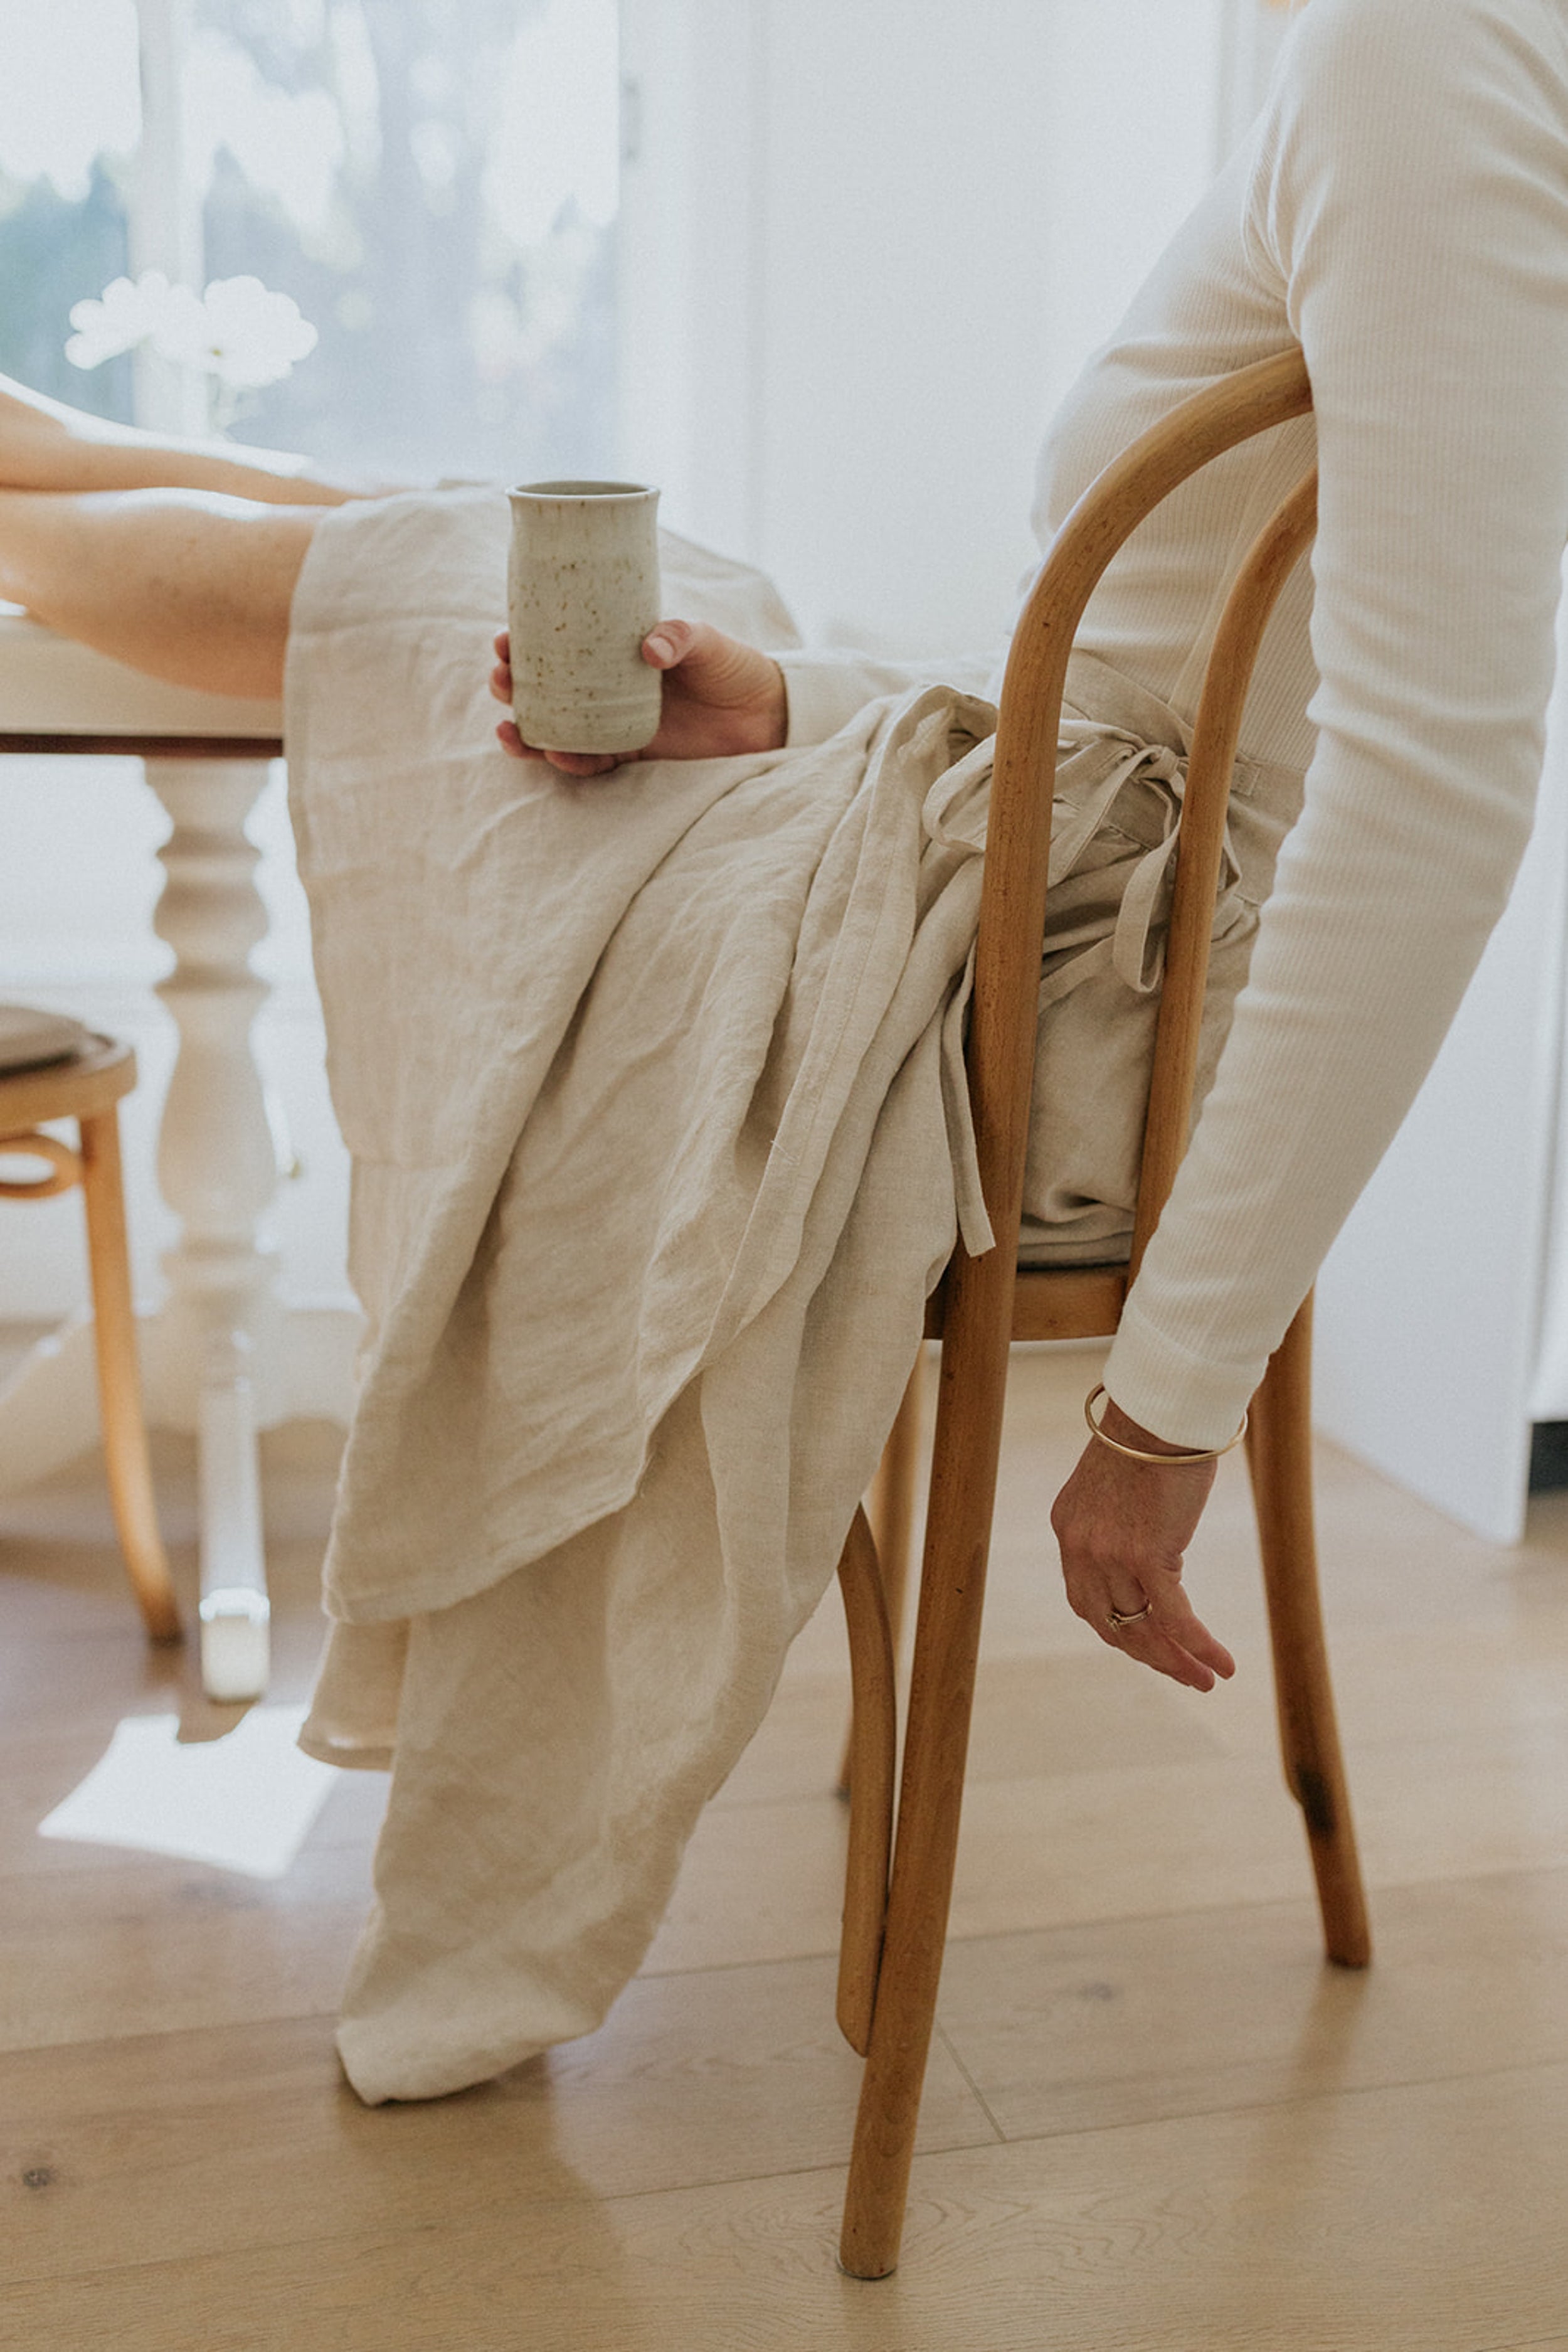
[0,632,355,1700]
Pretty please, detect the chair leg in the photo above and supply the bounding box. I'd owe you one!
[1246,1292,1369,1967]
[78,1109,182,1644]
[837,1348,925,1796]
[836,1506,897,2056]
[869,1346,925,1650]
[839,1293,1006,2279]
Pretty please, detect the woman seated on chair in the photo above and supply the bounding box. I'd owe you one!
[1,0,1563,2093]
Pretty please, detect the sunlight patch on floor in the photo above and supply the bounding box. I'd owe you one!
[37,1704,335,1878]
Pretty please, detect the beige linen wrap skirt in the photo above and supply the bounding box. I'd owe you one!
[283,491,1303,2102]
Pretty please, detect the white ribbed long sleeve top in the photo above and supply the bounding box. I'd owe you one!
[776,0,1568,1446]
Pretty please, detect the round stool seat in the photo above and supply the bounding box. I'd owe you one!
[0,1035,136,1133]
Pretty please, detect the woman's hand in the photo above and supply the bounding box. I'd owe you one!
[1049,1392,1236,1693]
[489,618,788,775]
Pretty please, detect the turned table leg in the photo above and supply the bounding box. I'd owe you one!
[142,757,281,1700]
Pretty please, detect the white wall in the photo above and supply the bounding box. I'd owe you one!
[755,0,1231,656]
[621,0,1235,657]
[1313,576,1568,1542]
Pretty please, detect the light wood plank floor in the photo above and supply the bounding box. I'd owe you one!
[5,1341,1568,2350]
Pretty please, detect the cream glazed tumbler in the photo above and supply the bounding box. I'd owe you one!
[506,479,664,755]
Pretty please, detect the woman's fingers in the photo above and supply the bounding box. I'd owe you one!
[1131,1631,1226,1695]
[1088,1579,1236,1692]
[493,713,622,774]
[642,620,686,669]
[541,749,625,776]
[642,617,741,684]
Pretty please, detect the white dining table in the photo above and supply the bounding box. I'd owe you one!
[0,605,361,1699]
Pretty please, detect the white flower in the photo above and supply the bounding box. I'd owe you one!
[151,276,318,391]
[64,272,174,370]
[64,270,317,395]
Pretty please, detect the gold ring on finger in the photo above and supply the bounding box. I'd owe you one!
[1107,1599,1154,1631]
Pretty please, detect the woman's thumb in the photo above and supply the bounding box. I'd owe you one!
[643,620,692,668]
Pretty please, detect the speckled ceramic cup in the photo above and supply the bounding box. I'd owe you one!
[506,479,663,755]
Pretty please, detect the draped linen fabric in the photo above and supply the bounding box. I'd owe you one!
[285,495,1297,2099]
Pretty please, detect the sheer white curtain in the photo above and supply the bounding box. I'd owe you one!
[0,0,623,479]
[0,0,627,1323]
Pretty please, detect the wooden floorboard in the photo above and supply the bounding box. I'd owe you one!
[1,1968,996,2290]
[935,1863,1568,2139]
[4,1345,1568,2346]
[9,2066,1568,2351]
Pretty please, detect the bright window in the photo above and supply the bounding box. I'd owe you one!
[0,0,622,482]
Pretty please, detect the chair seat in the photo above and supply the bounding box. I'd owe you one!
[0,1003,95,1075]
[923,1259,1126,1343]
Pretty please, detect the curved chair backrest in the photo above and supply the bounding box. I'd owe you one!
[975,345,1316,1287]
[834,351,1362,2289]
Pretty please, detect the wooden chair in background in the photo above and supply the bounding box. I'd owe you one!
[831,346,1370,2279]
[0,1031,181,1644]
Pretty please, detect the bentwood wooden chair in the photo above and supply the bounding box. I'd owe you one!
[830,345,1369,2279]
[0,1027,181,1644]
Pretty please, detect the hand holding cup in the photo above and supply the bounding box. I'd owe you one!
[492,615,790,775]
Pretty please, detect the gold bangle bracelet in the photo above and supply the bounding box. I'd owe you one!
[1083,1383,1248,1464]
